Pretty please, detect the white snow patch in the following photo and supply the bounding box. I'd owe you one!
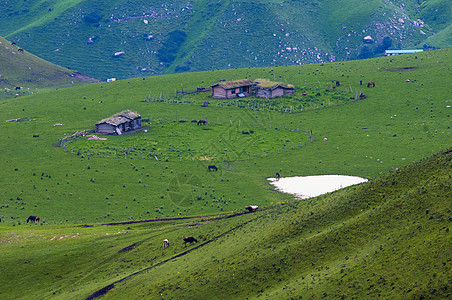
[268,175,368,199]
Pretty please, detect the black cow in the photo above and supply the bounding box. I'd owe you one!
[184,236,198,247]
[27,216,40,223]
[208,165,218,171]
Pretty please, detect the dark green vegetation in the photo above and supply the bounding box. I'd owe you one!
[0,0,450,79]
[0,49,451,299]
[0,36,98,100]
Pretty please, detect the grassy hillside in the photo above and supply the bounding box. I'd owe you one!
[0,48,451,226]
[1,145,450,299]
[0,36,98,99]
[0,0,449,80]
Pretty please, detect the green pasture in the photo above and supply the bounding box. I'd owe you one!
[1,147,450,299]
[0,49,451,299]
[1,48,451,225]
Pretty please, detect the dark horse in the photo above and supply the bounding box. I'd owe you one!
[184,236,198,247]
[367,82,375,88]
[197,120,207,126]
[208,165,218,171]
[27,216,40,223]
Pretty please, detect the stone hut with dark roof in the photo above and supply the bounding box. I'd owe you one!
[95,110,141,135]
[211,79,256,99]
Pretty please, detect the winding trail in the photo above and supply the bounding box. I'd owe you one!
[81,211,248,228]
[85,211,262,299]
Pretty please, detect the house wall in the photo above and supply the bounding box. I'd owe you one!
[226,88,237,98]
[96,123,116,134]
[133,118,141,128]
[272,87,285,97]
[284,88,295,95]
[256,87,294,98]
[212,86,227,98]
[256,88,271,98]
[212,85,253,98]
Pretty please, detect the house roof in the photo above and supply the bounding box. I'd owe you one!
[212,79,255,89]
[254,78,294,89]
[96,110,141,126]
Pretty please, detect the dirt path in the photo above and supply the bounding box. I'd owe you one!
[81,212,247,228]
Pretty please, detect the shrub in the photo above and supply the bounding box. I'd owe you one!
[84,12,103,24]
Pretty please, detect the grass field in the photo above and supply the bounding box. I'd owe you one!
[1,143,450,299]
[0,48,451,299]
[1,48,451,224]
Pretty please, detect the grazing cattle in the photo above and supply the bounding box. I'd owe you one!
[350,97,355,100]
[367,82,375,88]
[11,42,16,45]
[197,120,206,126]
[15,86,21,90]
[184,236,197,247]
[163,239,170,249]
[27,216,40,223]
[18,48,24,52]
[301,93,307,96]
[245,205,259,212]
[208,165,218,171]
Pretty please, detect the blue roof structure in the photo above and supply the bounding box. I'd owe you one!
[385,49,423,55]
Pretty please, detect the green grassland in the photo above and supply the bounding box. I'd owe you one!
[0,36,98,100]
[0,0,450,79]
[0,49,451,298]
[1,136,451,299]
[1,48,451,224]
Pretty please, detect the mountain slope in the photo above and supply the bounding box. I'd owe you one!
[0,36,98,99]
[0,0,450,80]
[102,148,451,299]
[1,148,450,299]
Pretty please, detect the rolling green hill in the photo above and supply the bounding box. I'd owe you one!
[0,36,98,99]
[1,134,450,299]
[0,0,450,80]
[0,48,451,299]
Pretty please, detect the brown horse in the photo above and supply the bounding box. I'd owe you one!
[367,82,375,87]
[197,120,206,126]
